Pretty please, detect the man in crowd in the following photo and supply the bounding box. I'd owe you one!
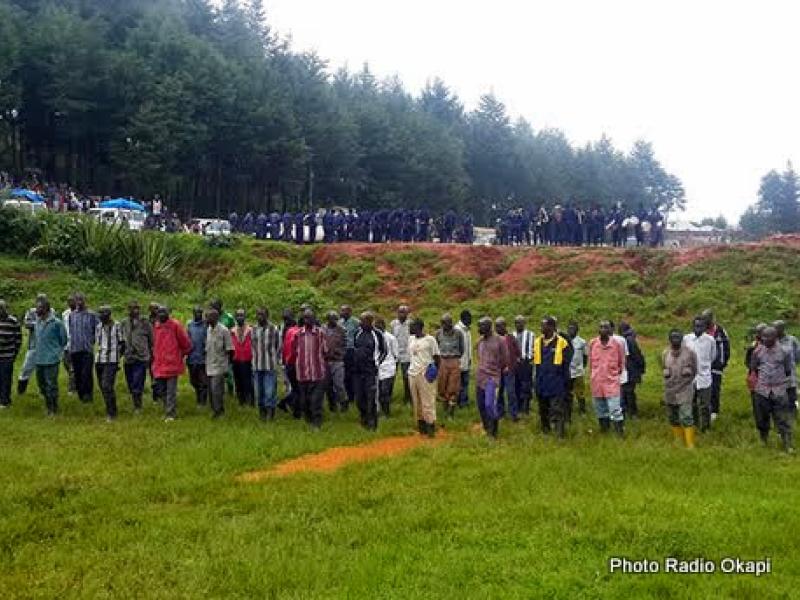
[33,296,68,416]
[68,292,98,403]
[435,313,465,420]
[62,293,77,394]
[292,308,328,429]
[252,307,280,421]
[619,321,646,418]
[95,306,123,421]
[152,306,191,422]
[148,302,164,403]
[774,320,800,415]
[390,305,412,405]
[702,309,729,422]
[375,317,398,417]
[210,299,236,394]
[455,310,473,408]
[231,309,254,406]
[750,326,794,453]
[205,308,233,419]
[496,317,521,422]
[353,311,386,431]
[408,318,440,437]
[662,329,697,449]
[340,304,360,411]
[120,301,152,413]
[589,321,626,436]
[322,310,347,413]
[16,302,40,396]
[476,317,508,438]
[278,309,298,413]
[567,321,587,417]
[0,300,22,408]
[683,316,717,432]
[534,317,573,437]
[514,315,534,417]
[186,306,208,406]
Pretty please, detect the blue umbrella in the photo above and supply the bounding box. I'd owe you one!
[10,188,45,203]
[99,199,146,212]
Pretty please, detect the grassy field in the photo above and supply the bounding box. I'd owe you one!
[1,238,799,598]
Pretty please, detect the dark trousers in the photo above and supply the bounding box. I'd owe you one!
[151,366,165,402]
[710,373,723,414]
[36,364,60,414]
[0,359,14,406]
[281,364,299,416]
[95,363,119,418]
[789,387,798,418]
[158,377,178,418]
[458,370,470,407]
[124,361,147,409]
[621,382,638,417]
[63,351,76,393]
[498,371,518,419]
[692,386,712,432]
[538,394,567,437]
[209,375,225,416]
[354,371,379,429]
[344,349,356,404]
[379,377,394,416]
[515,362,533,414]
[232,361,254,405]
[70,351,94,402]
[754,392,794,444]
[298,380,324,427]
[189,363,209,405]
[476,386,499,438]
[399,361,411,404]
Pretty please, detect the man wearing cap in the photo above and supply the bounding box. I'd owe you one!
[662,329,697,448]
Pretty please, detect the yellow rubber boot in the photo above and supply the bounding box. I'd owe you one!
[672,426,683,443]
[683,426,696,449]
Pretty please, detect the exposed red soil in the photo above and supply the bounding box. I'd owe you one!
[238,433,447,481]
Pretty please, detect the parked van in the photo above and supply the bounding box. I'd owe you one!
[2,199,48,215]
[88,208,145,231]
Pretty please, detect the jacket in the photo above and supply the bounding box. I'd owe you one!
[622,330,646,384]
[708,324,730,373]
[153,318,192,378]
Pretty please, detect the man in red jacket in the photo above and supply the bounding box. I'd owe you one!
[153,306,192,421]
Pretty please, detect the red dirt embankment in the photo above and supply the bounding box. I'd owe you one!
[238,433,447,481]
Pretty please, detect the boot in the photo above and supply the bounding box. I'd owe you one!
[781,432,795,454]
[759,430,769,446]
[672,426,683,443]
[427,422,437,438]
[684,426,696,449]
[613,420,625,437]
[599,417,610,433]
[17,379,28,396]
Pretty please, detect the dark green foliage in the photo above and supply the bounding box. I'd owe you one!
[739,162,800,238]
[1,0,683,220]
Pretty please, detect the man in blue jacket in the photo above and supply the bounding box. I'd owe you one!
[33,295,68,416]
[534,316,574,438]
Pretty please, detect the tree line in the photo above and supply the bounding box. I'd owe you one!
[739,163,800,238]
[0,0,686,223]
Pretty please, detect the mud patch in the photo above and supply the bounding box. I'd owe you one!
[238,433,447,481]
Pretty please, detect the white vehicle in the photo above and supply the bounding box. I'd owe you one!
[88,208,146,231]
[2,199,48,215]
[201,219,232,237]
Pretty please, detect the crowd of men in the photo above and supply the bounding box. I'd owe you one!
[0,294,796,452]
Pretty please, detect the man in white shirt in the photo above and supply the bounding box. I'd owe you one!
[375,317,398,417]
[567,321,588,417]
[390,305,411,405]
[609,320,630,387]
[62,293,77,394]
[683,316,717,432]
[455,310,473,408]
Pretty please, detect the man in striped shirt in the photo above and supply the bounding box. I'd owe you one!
[68,293,99,403]
[292,308,328,429]
[252,307,280,421]
[95,306,124,421]
[0,300,22,408]
[514,316,534,416]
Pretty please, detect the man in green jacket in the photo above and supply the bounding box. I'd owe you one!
[33,295,68,416]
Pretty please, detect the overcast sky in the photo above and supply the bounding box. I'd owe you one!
[265,0,799,222]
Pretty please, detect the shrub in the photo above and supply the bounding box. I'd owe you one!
[0,206,45,254]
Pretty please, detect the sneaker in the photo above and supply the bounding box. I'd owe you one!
[106,416,116,423]
[164,416,175,423]
[0,404,8,410]
[710,413,718,423]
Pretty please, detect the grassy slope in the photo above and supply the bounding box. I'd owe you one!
[1,239,799,598]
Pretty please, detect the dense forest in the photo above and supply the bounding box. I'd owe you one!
[0,0,686,222]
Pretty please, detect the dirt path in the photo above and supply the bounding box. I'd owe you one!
[238,433,448,481]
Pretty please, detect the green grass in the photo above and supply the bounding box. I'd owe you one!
[1,240,799,598]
